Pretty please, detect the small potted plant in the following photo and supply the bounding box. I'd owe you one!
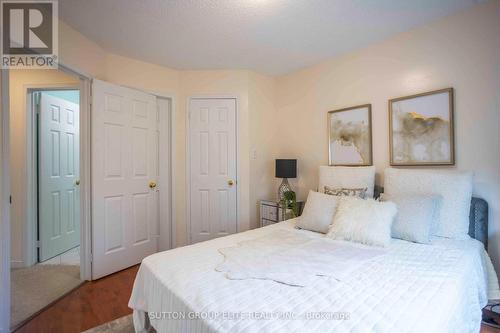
[280,190,298,220]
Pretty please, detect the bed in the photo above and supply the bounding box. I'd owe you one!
[129,196,499,333]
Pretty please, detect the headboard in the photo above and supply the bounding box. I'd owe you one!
[373,185,488,248]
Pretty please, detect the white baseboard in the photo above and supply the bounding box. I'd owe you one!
[10,260,24,269]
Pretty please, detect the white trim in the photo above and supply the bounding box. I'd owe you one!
[186,96,240,245]
[0,68,11,333]
[23,73,92,281]
[157,96,174,251]
[79,77,92,281]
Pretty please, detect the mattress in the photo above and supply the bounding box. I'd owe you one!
[129,219,500,333]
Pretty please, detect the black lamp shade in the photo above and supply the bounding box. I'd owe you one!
[275,159,297,178]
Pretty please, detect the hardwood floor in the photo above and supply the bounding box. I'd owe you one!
[14,265,139,333]
[13,263,500,333]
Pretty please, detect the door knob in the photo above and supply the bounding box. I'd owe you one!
[227,179,234,186]
[149,181,157,189]
[75,179,80,186]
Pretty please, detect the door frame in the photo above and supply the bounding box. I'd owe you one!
[186,96,239,245]
[0,69,11,333]
[24,65,92,281]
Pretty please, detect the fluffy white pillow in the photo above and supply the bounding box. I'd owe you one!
[382,193,442,244]
[296,190,340,233]
[327,197,397,247]
[384,168,473,239]
[319,166,375,198]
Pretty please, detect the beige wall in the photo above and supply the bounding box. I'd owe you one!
[9,2,500,273]
[10,23,277,259]
[275,1,500,270]
[9,70,79,265]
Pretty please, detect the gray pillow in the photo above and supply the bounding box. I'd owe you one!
[382,193,442,244]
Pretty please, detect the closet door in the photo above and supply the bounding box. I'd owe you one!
[91,79,159,279]
[189,98,237,244]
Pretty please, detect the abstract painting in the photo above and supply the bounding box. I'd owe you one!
[328,104,372,166]
[389,88,454,166]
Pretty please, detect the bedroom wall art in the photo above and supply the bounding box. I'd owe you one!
[328,104,372,166]
[389,88,454,166]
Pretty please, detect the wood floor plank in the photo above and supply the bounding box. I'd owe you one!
[12,263,500,333]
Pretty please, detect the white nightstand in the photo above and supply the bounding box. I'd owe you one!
[259,200,304,227]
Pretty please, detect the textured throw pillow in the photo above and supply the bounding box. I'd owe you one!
[319,166,376,198]
[382,193,442,244]
[296,190,340,233]
[384,168,473,239]
[324,186,368,198]
[327,196,397,247]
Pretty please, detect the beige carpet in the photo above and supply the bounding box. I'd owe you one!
[11,264,82,328]
[82,314,156,333]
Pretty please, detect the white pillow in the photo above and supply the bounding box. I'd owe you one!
[384,168,473,239]
[296,190,340,233]
[327,197,397,247]
[319,166,375,198]
[382,193,442,244]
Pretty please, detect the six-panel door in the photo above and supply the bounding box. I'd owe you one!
[189,98,237,244]
[91,79,159,279]
[39,93,80,262]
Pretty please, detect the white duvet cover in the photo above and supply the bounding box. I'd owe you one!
[129,219,500,333]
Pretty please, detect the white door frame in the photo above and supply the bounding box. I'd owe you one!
[0,69,11,333]
[186,96,239,245]
[24,65,92,280]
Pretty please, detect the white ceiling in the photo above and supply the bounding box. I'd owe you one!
[59,0,480,75]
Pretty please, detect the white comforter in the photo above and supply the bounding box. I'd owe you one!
[129,219,500,333]
[216,229,386,286]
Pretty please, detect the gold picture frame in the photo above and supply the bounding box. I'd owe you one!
[328,104,373,166]
[389,88,455,166]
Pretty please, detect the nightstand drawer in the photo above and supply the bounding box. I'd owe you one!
[262,204,278,221]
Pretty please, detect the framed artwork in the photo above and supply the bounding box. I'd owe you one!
[389,88,454,166]
[328,104,372,166]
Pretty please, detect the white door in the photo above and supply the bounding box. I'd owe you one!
[189,98,237,244]
[92,79,159,279]
[38,93,80,262]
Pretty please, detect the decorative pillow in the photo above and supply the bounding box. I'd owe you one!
[384,168,473,239]
[319,166,376,198]
[381,193,442,244]
[327,196,397,247]
[324,186,368,199]
[296,190,340,233]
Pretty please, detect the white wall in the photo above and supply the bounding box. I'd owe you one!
[275,1,500,271]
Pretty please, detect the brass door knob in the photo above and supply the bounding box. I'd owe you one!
[149,181,157,189]
[227,179,234,186]
[75,179,80,186]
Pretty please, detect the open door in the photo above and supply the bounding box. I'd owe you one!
[91,79,159,279]
[38,93,80,261]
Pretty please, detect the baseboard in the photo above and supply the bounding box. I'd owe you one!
[10,260,24,269]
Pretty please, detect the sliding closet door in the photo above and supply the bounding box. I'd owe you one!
[91,79,159,279]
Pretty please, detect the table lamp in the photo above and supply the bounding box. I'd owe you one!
[275,159,297,200]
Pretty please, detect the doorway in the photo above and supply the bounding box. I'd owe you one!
[10,87,83,330]
[188,98,238,244]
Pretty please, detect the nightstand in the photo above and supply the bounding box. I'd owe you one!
[259,200,304,227]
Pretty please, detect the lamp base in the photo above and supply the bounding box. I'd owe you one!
[278,178,292,201]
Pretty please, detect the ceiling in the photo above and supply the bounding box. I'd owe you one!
[59,0,480,76]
